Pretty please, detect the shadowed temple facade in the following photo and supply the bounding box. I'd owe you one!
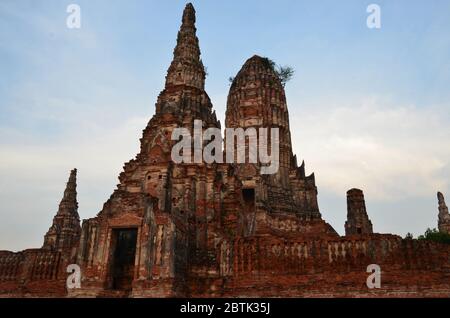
[1,4,449,298]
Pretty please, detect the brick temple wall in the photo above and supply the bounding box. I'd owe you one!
[0,249,68,297]
[186,234,450,297]
[1,235,449,298]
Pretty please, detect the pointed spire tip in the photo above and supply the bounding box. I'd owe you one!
[182,2,196,25]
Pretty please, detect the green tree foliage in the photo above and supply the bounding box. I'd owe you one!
[276,66,295,88]
[229,58,295,87]
[259,57,295,87]
[417,228,450,244]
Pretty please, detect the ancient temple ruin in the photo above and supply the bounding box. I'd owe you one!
[1,3,449,298]
[345,189,373,236]
[438,192,450,234]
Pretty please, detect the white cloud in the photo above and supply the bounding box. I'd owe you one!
[290,96,450,201]
[0,116,146,252]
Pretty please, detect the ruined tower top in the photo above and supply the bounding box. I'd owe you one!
[345,188,373,236]
[43,169,81,251]
[165,3,206,90]
[225,55,293,185]
[226,55,290,139]
[437,191,450,234]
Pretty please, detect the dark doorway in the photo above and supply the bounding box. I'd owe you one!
[243,188,255,212]
[111,228,137,291]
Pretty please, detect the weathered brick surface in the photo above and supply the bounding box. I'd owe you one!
[43,169,81,252]
[345,189,373,235]
[438,192,450,234]
[1,3,449,298]
[0,249,69,297]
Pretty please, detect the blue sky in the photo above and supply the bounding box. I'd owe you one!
[1,0,450,251]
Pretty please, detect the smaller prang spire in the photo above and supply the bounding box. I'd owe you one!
[164,3,206,90]
[345,188,373,236]
[43,169,81,251]
[61,168,78,209]
[437,192,450,234]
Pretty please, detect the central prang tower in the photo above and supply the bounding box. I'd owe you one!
[74,3,223,297]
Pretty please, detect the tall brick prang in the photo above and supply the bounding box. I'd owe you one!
[438,192,450,234]
[345,188,373,235]
[226,56,321,219]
